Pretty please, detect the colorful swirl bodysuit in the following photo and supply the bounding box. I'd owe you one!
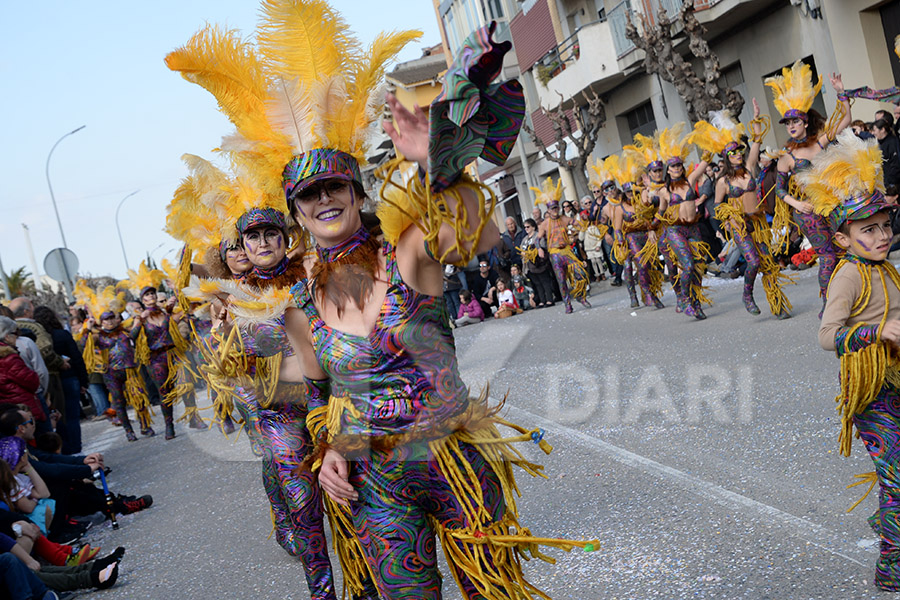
[294,240,513,598]
[661,183,708,317]
[95,329,150,435]
[139,311,177,431]
[777,150,841,302]
[545,215,590,311]
[621,202,664,308]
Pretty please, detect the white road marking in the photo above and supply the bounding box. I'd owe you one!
[503,402,872,567]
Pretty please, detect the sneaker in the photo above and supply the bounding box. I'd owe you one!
[140,427,155,437]
[51,521,91,545]
[66,544,100,566]
[116,495,153,515]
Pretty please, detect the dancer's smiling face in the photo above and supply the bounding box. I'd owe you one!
[785,117,807,140]
[242,226,286,269]
[291,178,362,247]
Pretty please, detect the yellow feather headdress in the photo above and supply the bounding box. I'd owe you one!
[795,130,889,230]
[166,1,421,201]
[74,281,126,320]
[530,177,563,208]
[690,111,746,155]
[657,123,693,164]
[764,60,822,119]
[623,132,661,170]
[118,261,166,297]
[589,156,616,190]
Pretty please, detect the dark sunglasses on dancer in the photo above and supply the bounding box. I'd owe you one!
[294,180,351,203]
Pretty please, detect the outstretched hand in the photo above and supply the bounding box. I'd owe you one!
[829,72,844,94]
[383,93,429,167]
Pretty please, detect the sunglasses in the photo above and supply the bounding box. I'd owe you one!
[727,146,746,156]
[294,180,351,203]
[479,263,489,268]
[21,419,33,426]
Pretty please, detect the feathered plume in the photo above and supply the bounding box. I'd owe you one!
[795,130,884,219]
[623,132,661,170]
[530,177,563,207]
[118,261,166,296]
[657,122,693,163]
[690,110,746,155]
[764,60,823,117]
[589,157,613,190]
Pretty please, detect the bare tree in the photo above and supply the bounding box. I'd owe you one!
[626,0,744,122]
[522,89,606,198]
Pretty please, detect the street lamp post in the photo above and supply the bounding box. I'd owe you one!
[115,190,140,271]
[45,125,86,249]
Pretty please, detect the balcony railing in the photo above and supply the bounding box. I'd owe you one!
[533,21,600,86]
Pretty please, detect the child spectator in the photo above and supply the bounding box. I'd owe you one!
[494,280,522,319]
[35,433,63,455]
[455,290,484,327]
[0,437,54,535]
[509,265,535,310]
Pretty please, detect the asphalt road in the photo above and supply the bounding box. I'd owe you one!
[73,265,887,600]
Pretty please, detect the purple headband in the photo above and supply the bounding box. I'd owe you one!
[602,180,616,190]
[779,108,808,124]
[0,436,25,468]
[282,149,362,208]
[546,200,560,208]
[236,208,287,237]
[648,160,664,171]
[139,286,157,300]
[100,311,117,321]
[724,141,742,153]
[666,157,683,166]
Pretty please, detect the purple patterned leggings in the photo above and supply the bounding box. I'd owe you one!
[663,225,701,306]
[854,387,900,590]
[625,231,658,305]
[146,352,174,426]
[793,211,840,298]
[724,221,761,296]
[103,369,139,434]
[240,381,336,599]
[349,441,505,599]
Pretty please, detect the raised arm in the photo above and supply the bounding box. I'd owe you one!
[822,73,852,145]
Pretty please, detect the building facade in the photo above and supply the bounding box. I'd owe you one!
[434,0,900,221]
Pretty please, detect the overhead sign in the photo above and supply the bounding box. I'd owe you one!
[43,247,79,284]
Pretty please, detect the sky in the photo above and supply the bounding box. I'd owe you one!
[0,1,441,284]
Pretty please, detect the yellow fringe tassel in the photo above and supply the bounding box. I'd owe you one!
[833,260,900,456]
[124,367,153,429]
[846,471,879,513]
[770,195,794,256]
[377,156,497,267]
[134,328,150,366]
[550,247,589,302]
[255,355,282,409]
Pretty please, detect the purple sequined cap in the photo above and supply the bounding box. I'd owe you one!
[829,190,894,231]
[282,149,362,203]
[236,208,287,236]
[779,108,808,124]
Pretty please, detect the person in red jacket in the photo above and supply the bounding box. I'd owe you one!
[0,316,45,422]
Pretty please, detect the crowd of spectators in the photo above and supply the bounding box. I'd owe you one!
[0,299,159,597]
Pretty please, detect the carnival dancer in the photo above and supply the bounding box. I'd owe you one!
[161,151,343,600]
[809,130,900,591]
[591,156,637,307]
[77,287,152,442]
[768,61,851,313]
[625,132,683,306]
[608,153,666,310]
[693,105,794,319]
[534,177,592,313]
[656,123,711,320]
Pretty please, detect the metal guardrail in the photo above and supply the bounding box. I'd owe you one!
[534,20,604,85]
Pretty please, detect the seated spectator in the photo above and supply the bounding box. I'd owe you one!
[442,265,463,325]
[0,438,54,535]
[0,551,59,600]
[494,280,522,319]
[471,260,498,317]
[852,119,875,140]
[0,409,152,525]
[35,434,62,456]
[455,291,485,327]
[0,317,45,424]
[509,265,534,310]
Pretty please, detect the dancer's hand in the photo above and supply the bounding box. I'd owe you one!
[319,449,357,506]
[383,93,429,167]
[881,320,900,345]
[790,198,814,214]
[829,72,844,94]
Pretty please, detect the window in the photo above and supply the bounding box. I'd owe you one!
[624,102,656,138]
[482,0,504,20]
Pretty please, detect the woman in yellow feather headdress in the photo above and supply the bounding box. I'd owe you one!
[80,288,153,442]
[767,60,852,313]
[607,152,666,310]
[170,2,594,598]
[806,130,900,592]
[654,123,712,320]
[533,176,593,313]
[693,102,794,320]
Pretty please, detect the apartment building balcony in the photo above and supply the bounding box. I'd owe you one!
[533,18,627,110]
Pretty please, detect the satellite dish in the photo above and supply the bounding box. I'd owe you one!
[43,248,79,284]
